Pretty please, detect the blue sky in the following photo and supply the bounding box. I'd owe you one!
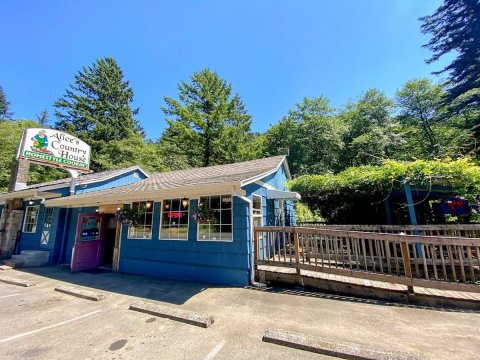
[1,0,447,139]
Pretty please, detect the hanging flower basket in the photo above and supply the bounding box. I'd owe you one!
[192,203,216,224]
[115,207,144,227]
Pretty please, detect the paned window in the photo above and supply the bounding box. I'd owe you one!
[252,195,263,227]
[160,198,189,240]
[23,206,40,233]
[128,201,153,239]
[43,207,54,229]
[198,195,232,241]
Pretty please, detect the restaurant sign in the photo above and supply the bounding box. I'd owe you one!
[17,128,91,172]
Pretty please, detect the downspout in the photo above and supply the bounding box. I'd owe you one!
[235,194,259,286]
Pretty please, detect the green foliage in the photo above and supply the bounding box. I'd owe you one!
[94,136,167,174]
[294,202,323,223]
[0,85,13,121]
[289,158,480,199]
[263,96,346,176]
[395,78,473,159]
[289,158,480,224]
[396,78,443,155]
[420,1,480,150]
[340,89,400,167]
[54,57,145,172]
[159,68,253,168]
[0,120,67,192]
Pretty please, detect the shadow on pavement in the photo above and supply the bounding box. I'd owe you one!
[15,265,213,305]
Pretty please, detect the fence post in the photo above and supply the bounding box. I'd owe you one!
[294,228,300,276]
[400,241,415,294]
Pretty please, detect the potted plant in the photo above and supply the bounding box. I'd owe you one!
[192,203,216,224]
[115,206,144,227]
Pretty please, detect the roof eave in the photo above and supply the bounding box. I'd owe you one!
[23,166,150,193]
[240,156,287,187]
[44,181,244,208]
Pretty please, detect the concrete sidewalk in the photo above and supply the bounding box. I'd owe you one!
[0,265,479,359]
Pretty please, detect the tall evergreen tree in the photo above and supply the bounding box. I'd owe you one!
[159,68,252,168]
[54,57,144,171]
[35,109,49,126]
[0,85,13,121]
[420,0,480,142]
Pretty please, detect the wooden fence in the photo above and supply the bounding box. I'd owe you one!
[253,226,480,293]
[295,223,480,238]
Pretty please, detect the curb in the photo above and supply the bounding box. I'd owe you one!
[55,285,107,301]
[129,301,214,328]
[262,329,421,360]
[0,275,35,287]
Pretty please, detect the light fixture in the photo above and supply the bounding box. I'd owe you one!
[28,200,34,205]
[165,203,170,209]
[145,201,152,209]
[95,208,99,213]
[116,207,121,211]
[182,198,189,208]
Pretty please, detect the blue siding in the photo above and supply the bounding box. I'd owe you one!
[17,169,146,264]
[75,170,146,194]
[13,162,296,286]
[19,200,45,252]
[119,197,251,286]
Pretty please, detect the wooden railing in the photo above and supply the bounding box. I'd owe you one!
[295,223,480,238]
[253,226,480,293]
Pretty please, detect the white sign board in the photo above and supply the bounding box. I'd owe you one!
[17,128,91,172]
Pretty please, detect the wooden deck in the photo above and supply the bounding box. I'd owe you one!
[257,264,480,303]
[254,225,480,308]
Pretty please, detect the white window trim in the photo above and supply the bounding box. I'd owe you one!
[23,205,40,233]
[127,200,154,240]
[158,199,190,241]
[252,194,263,227]
[43,207,54,229]
[196,195,233,242]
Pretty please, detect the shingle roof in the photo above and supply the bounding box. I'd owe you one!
[45,156,287,205]
[22,165,148,191]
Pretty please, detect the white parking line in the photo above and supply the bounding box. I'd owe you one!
[0,310,102,344]
[202,340,227,360]
[0,294,20,299]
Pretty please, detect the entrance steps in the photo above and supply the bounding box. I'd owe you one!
[2,250,49,268]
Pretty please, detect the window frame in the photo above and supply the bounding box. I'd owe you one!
[158,198,190,241]
[43,207,54,229]
[252,194,263,227]
[127,200,154,240]
[23,205,40,233]
[196,194,233,242]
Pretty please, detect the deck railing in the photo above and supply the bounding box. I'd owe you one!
[253,226,480,293]
[295,223,480,238]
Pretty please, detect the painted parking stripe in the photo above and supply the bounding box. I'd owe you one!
[0,310,102,344]
[0,294,20,299]
[202,340,227,360]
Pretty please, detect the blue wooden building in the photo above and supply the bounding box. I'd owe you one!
[0,156,299,285]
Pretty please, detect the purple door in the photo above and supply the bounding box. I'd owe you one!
[71,213,104,272]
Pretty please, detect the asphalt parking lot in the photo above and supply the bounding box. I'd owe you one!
[0,266,479,359]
